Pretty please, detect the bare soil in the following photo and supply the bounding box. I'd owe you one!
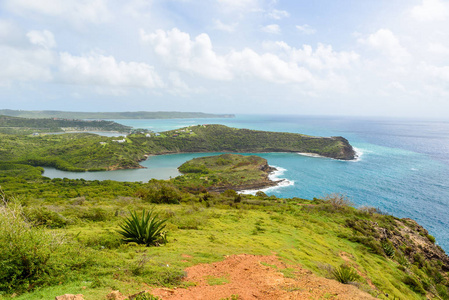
[150,254,377,300]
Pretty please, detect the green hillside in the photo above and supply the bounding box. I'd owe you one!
[0,114,131,135]
[0,157,448,299]
[0,124,355,172]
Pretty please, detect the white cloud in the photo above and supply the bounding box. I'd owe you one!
[5,0,112,24]
[0,27,55,83]
[26,30,56,49]
[296,24,316,35]
[59,52,164,88]
[359,29,411,64]
[420,62,449,82]
[227,48,313,84]
[267,9,289,20]
[266,41,359,70]
[410,0,449,21]
[217,0,259,11]
[0,20,24,45]
[261,24,281,34]
[0,46,54,83]
[428,43,449,55]
[141,28,233,80]
[142,28,359,92]
[213,20,238,32]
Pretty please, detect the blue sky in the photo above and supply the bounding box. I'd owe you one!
[1,0,449,118]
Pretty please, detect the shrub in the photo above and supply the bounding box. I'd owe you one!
[427,234,436,244]
[332,264,359,284]
[395,253,410,267]
[118,209,167,246]
[24,207,69,228]
[323,193,353,209]
[136,181,181,204]
[382,240,395,258]
[0,195,66,293]
[402,274,425,294]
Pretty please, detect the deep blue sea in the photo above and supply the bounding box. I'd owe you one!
[43,115,449,252]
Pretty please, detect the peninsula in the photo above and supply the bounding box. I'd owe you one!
[175,153,279,192]
[0,123,355,172]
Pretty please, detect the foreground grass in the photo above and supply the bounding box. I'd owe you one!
[1,194,438,300]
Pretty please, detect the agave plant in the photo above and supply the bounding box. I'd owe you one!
[118,209,167,246]
[332,264,358,284]
[382,240,396,258]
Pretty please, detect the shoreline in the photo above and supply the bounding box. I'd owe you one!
[238,166,294,195]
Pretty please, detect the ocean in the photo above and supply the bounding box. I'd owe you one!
[44,115,449,252]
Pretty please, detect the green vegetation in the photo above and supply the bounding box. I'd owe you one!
[118,209,167,246]
[0,159,448,300]
[0,109,234,119]
[0,124,355,173]
[174,154,276,192]
[331,264,359,284]
[158,124,355,160]
[0,131,446,300]
[0,114,130,135]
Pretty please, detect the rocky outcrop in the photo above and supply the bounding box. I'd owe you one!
[330,136,356,160]
[351,216,449,271]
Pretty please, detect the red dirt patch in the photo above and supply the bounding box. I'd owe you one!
[150,254,377,299]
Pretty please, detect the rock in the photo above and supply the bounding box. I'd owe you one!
[55,295,84,300]
[106,290,127,300]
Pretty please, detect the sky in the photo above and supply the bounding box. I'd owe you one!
[1,0,449,118]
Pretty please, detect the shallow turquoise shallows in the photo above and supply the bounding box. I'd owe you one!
[43,115,449,252]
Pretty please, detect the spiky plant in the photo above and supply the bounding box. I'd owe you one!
[382,241,395,258]
[118,209,167,246]
[332,264,358,284]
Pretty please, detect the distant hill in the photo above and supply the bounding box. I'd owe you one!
[0,114,131,134]
[0,109,235,119]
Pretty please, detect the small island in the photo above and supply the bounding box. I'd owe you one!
[174,154,279,192]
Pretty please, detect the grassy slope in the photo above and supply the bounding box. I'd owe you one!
[1,199,438,300]
[0,163,448,299]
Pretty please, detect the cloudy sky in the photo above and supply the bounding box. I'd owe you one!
[1,0,449,118]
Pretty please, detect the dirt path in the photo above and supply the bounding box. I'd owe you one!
[150,254,377,300]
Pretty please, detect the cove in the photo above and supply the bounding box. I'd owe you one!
[43,152,227,182]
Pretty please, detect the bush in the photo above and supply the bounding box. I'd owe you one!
[427,234,436,244]
[332,264,359,284]
[382,240,395,258]
[24,207,69,228]
[118,209,167,246]
[136,180,182,204]
[323,193,353,209]
[402,274,425,294]
[0,197,66,293]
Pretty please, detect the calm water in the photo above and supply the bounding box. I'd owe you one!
[43,115,449,251]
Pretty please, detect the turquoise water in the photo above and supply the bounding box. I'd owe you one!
[43,115,449,252]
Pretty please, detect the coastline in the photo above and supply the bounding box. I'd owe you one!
[238,165,294,195]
